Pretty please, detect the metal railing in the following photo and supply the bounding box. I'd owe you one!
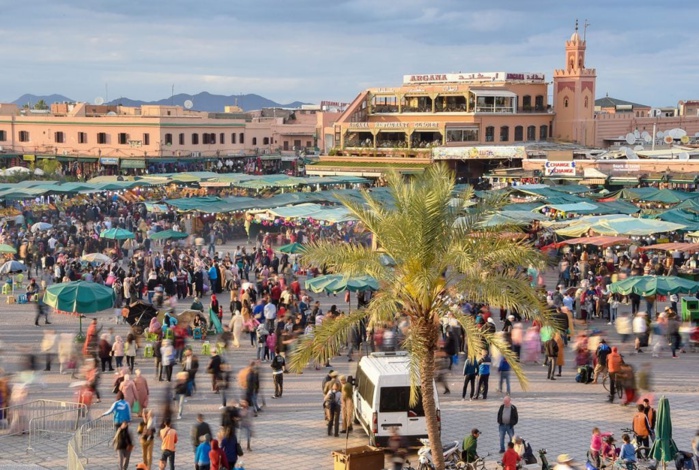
[27,405,87,451]
[77,414,114,455]
[67,422,85,470]
[0,399,85,438]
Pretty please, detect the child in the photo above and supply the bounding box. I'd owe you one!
[619,434,637,470]
[502,441,521,470]
[590,427,612,470]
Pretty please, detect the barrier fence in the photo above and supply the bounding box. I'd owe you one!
[27,406,86,451]
[66,415,115,469]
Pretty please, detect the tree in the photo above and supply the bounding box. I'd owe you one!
[34,100,48,110]
[290,164,550,470]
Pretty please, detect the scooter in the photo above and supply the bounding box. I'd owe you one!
[417,438,462,469]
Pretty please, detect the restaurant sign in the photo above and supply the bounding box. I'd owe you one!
[433,146,526,160]
[544,160,576,176]
[403,72,545,85]
[348,122,440,130]
[100,157,119,165]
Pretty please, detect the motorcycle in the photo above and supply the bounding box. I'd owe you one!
[417,438,462,469]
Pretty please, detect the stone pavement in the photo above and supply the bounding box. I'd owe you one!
[0,242,696,470]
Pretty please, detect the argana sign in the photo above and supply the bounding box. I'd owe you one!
[544,160,576,176]
[403,72,545,85]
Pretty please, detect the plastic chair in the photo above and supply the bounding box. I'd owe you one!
[1,284,10,295]
[17,294,28,304]
[16,274,24,286]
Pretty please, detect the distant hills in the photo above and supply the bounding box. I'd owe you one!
[10,92,309,112]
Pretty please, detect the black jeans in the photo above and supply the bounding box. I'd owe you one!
[547,357,557,379]
[476,374,489,399]
[637,436,649,458]
[273,373,283,397]
[126,356,135,373]
[160,450,175,470]
[328,409,340,436]
[462,374,476,399]
[608,372,617,402]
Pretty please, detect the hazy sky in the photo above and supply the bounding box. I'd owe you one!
[2,0,698,106]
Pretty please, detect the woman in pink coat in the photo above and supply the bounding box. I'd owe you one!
[133,369,149,412]
[119,373,138,408]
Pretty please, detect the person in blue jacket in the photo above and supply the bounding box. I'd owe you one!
[462,356,479,401]
[195,433,212,470]
[474,352,491,400]
[101,391,132,429]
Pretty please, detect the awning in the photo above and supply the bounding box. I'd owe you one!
[637,242,699,253]
[121,158,146,169]
[470,90,517,98]
[550,236,633,249]
[608,176,639,186]
[57,156,76,162]
[77,157,98,163]
[36,155,56,160]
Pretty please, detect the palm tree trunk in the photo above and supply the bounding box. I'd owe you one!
[420,326,445,470]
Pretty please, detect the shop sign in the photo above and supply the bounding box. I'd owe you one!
[544,160,576,176]
[348,122,439,130]
[22,154,35,162]
[433,146,526,160]
[403,72,545,85]
[610,163,641,173]
[100,157,119,166]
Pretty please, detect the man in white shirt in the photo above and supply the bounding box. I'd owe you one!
[633,312,648,353]
[264,300,277,331]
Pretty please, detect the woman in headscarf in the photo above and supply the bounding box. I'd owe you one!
[230,309,244,348]
[119,372,138,408]
[133,369,150,413]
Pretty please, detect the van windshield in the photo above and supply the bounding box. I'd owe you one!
[379,387,425,416]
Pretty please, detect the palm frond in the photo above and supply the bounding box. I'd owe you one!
[401,335,424,407]
[453,273,550,319]
[289,309,368,373]
[301,240,389,280]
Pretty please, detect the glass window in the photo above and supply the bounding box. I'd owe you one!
[485,126,494,142]
[54,131,65,143]
[379,387,425,417]
[164,133,173,145]
[522,95,532,110]
[263,137,269,145]
[514,126,523,141]
[446,128,479,143]
[220,132,225,144]
[535,95,544,110]
[355,368,375,403]
[192,133,199,145]
[143,133,150,146]
[19,131,30,142]
[231,133,237,144]
[97,132,107,144]
[527,125,536,141]
[252,137,257,146]
[500,126,509,142]
[118,133,128,145]
[0,130,6,142]
[179,133,185,145]
[78,132,87,144]
[239,133,244,144]
[539,125,548,141]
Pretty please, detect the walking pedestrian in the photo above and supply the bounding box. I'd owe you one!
[324,382,342,437]
[270,348,286,399]
[497,396,519,453]
[544,336,559,380]
[339,375,354,434]
[497,356,511,395]
[137,408,156,470]
[191,414,212,453]
[474,352,491,400]
[159,418,178,470]
[606,347,623,403]
[113,421,134,470]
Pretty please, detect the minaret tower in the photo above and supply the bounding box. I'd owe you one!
[553,20,597,146]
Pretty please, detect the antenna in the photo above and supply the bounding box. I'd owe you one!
[171,84,174,106]
[575,18,579,32]
[184,99,193,110]
[105,83,109,103]
[583,19,591,41]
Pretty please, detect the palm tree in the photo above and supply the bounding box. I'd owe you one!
[290,165,550,470]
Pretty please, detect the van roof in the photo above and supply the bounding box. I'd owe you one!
[359,352,412,378]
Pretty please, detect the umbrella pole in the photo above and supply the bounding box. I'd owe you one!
[76,315,85,342]
[348,291,351,314]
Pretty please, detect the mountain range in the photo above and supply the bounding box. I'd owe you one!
[10,92,309,112]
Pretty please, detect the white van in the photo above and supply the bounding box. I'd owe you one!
[353,351,440,446]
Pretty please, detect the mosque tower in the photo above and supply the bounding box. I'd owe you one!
[553,20,597,146]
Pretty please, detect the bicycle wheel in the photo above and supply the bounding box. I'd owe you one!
[616,378,623,399]
[602,374,610,392]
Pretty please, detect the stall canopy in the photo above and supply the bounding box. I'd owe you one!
[552,235,633,248]
[650,209,699,232]
[252,203,356,223]
[555,215,687,237]
[637,242,699,253]
[474,210,548,227]
[643,189,699,204]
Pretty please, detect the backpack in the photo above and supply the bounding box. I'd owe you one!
[271,355,284,370]
[523,441,537,465]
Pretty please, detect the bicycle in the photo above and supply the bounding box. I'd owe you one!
[620,429,652,462]
[456,453,490,470]
[602,374,624,399]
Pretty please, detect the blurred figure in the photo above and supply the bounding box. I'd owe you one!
[138,408,156,470]
[522,326,541,364]
[41,329,56,371]
[58,333,75,375]
[113,421,134,470]
[388,427,407,470]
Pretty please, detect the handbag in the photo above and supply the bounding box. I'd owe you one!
[133,400,141,414]
[236,442,244,456]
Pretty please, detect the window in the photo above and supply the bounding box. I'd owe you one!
[446,127,479,142]
[500,126,509,142]
[143,133,150,145]
[379,387,425,417]
[54,131,65,143]
[527,125,536,141]
[203,133,210,145]
[485,126,494,142]
[19,131,29,142]
[252,137,257,146]
[220,133,224,144]
[239,133,244,144]
[0,130,6,142]
[283,141,289,151]
[522,95,532,110]
[118,133,128,144]
[294,139,301,149]
[209,133,216,144]
[514,126,523,141]
[97,132,107,144]
[306,141,312,148]
[192,133,199,145]
[179,133,185,145]
[78,132,87,144]
[584,97,589,108]
[164,133,173,145]
[539,125,548,141]
[231,133,237,144]
[564,97,569,108]
[263,137,269,145]
[535,95,544,110]
[355,368,375,403]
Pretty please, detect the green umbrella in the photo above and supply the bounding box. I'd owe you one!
[44,281,116,314]
[649,396,678,468]
[100,228,135,240]
[0,244,17,254]
[305,274,378,294]
[278,242,306,254]
[149,229,189,240]
[608,275,699,297]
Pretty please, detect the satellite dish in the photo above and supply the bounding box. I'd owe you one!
[625,148,639,160]
[625,133,636,145]
[634,145,644,151]
[656,131,665,138]
[94,96,105,105]
[664,135,674,144]
[184,100,194,109]
[107,111,117,116]
[633,130,640,138]
[677,129,687,138]
[643,134,652,143]
[641,131,650,139]
[619,146,628,153]
[668,128,681,139]
[679,152,690,160]
[681,135,690,144]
